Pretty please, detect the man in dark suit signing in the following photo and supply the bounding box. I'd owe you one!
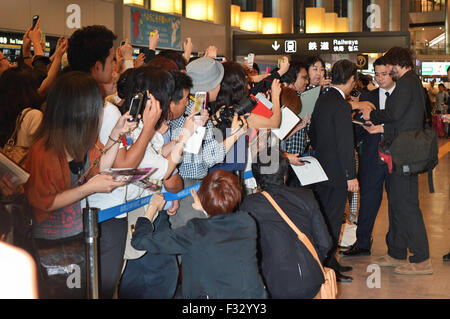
[360,47,433,275]
[310,59,359,282]
[342,57,395,257]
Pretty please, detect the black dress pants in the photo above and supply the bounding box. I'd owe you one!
[355,164,389,250]
[314,183,348,271]
[98,217,127,299]
[386,173,430,263]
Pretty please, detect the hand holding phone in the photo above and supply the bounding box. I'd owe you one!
[32,15,39,30]
[128,93,145,122]
[247,53,255,69]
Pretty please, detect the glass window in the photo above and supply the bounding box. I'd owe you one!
[410,0,445,12]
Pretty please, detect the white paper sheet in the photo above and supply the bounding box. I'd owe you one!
[183,126,206,154]
[271,106,300,140]
[299,86,321,118]
[290,156,328,186]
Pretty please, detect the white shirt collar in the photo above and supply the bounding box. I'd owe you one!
[379,85,396,95]
[331,86,346,99]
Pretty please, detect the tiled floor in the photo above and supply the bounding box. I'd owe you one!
[337,139,450,299]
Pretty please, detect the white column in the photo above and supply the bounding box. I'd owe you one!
[348,0,363,32]
[446,0,450,54]
[214,0,231,59]
[388,0,401,31]
[272,0,293,33]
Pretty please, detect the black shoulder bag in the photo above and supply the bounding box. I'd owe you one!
[379,107,439,193]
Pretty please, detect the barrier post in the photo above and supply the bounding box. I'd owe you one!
[83,207,99,299]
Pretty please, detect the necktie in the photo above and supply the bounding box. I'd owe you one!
[380,92,389,142]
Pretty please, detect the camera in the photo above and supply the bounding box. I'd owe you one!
[211,95,257,136]
[350,89,361,98]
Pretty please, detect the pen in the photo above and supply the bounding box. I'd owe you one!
[300,160,310,164]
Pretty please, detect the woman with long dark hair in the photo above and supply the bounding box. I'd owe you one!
[0,67,43,148]
[24,71,133,298]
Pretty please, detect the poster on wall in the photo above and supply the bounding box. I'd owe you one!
[130,7,181,50]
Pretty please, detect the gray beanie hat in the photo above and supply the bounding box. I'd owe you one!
[186,57,224,94]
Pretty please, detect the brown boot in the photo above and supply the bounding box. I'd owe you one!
[374,255,407,267]
[394,259,433,275]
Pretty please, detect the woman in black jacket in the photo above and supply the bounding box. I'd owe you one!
[131,169,267,299]
[240,151,332,299]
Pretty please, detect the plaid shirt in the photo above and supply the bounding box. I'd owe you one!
[168,99,226,180]
[282,89,310,155]
[282,125,310,155]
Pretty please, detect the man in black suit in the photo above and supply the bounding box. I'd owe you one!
[361,47,433,275]
[310,59,359,282]
[342,57,395,257]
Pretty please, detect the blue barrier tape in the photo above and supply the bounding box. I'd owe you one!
[97,170,255,223]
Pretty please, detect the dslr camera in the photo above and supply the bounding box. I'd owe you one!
[211,95,257,136]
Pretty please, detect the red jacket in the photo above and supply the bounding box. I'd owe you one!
[24,138,103,223]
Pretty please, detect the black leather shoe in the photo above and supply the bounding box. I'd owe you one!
[443,252,450,261]
[336,271,353,283]
[338,265,353,273]
[341,245,371,257]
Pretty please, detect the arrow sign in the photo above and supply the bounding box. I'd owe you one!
[272,40,280,51]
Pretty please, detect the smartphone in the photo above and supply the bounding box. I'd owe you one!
[325,63,332,79]
[128,93,144,122]
[32,15,39,30]
[247,53,255,69]
[194,92,207,114]
[278,57,284,69]
[121,41,125,46]
[150,31,155,37]
[214,57,225,62]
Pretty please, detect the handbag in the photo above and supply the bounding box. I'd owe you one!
[3,109,32,167]
[261,191,337,299]
[124,205,148,260]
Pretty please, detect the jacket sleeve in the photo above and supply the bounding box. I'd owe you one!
[131,216,193,255]
[333,102,356,180]
[370,77,410,125]
[249,69,281,96]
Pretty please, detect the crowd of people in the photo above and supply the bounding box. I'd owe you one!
[0,21,447,299]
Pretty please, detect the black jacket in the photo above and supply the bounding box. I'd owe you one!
[370,70,425,140]
[132,211,267,299]
[240,185,332,299]
[310,87,356,188]
[355,88,385,172]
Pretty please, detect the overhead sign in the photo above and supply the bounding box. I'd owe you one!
[422,62,450,75]
[233,32,410,57]
[357,54,369,69]
[129,7,181,50]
